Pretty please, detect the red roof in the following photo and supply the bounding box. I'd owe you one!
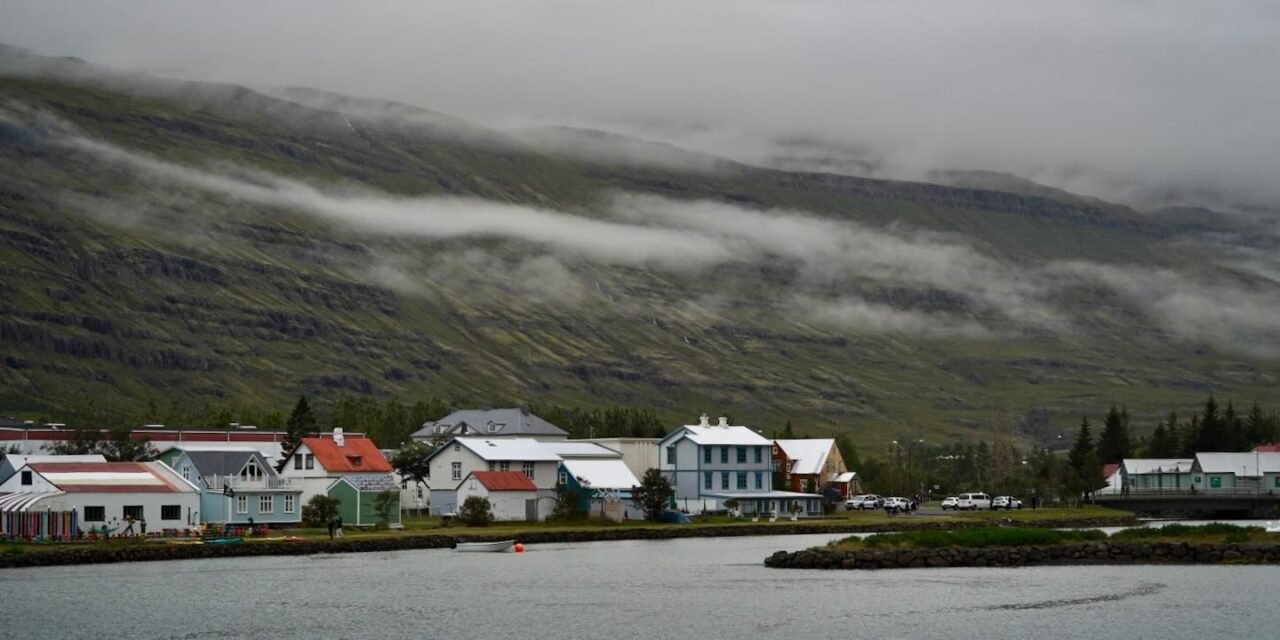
[1254,444,1280,453]
[302,437,392,473]
[470,471,537,492]
[1102,463,1120,479]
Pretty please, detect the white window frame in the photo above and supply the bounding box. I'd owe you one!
[305,454,315,470]
[558,470,568,485]
[283,495,296,514]
[499,461,511,472]
[259,495,273,513]
[236,494,249,514]
[181,465,191,481]
[294,455,303,470]
[522,462,535,479]
[451,462,462,481]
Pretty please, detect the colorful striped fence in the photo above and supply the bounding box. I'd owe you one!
[1,508,79,541]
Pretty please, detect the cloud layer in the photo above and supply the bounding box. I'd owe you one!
[3,1,1279,207]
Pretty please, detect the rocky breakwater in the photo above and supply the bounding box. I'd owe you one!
[765,541,1280,570]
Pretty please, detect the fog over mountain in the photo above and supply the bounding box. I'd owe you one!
[2,0,1278,209]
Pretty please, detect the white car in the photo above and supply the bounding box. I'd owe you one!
[992,496,1023,510]
[956,492,991,511]
[845,494,882,510]
[883,497,912,511]
[940,496,959,510]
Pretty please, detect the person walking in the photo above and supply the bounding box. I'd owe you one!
[335,516,345,538]
[327,517,335,540]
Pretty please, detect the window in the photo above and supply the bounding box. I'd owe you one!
[284,495,296,513]
[181,465,191,481]
[236,495,248,514]
[499,461,511,472]
[559,470,568,485]
[84,506,105,522]
[488,461,496,472]
[161,505,181,520]
[737,447,747,463]
[703,448,712,464]
[720,447,728,464]
[704,472,713,490]
[453,442,461,452]
[737,472,747,489]
[294,455,303,470]
[754,472,764,489]
[123,505,144,521]
[259,495,273,513]
[241,460,262,480]
[304,454,315,470]
[349,456,362,467]
[522,462,535,480]
[668,446,677,465]
[401,478,408,489]
[20,470,32,485]
[1275,476,1280,489]
[755,447,763,463]
[451,462,462,481]
[721,472,730,490]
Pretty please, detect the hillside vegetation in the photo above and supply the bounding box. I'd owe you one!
[1,48,1277,445]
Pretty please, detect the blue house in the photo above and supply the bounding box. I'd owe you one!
[658,415,822,516]
[157,446,303,526]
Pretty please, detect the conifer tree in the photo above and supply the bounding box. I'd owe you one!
[277,395,318,473]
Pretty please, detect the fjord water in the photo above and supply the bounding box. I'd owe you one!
[3,533,1278,639]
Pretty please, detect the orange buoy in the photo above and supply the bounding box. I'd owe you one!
[514,543,525,553]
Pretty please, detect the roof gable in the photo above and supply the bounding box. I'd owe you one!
[456,438,561,462]
[413,408,568,440]
[24,461,196,493]
[774,439,835,475]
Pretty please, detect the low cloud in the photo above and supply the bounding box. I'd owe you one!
[800,296,993,340]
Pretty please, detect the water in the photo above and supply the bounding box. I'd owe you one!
[2,533,1279,639]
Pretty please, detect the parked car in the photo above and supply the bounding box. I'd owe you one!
[940,496,960,510]
[991,496,1023,510]
[845,494,882,510]
[956,492,991,511]
[883,497,913,512]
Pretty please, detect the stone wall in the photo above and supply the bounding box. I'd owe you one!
[0,514,1136,570]
[764,541,1280,569]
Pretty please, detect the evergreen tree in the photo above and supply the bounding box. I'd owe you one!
[277,395,318,473]
[1148,420,1178,458]
[1068,416,1094,474]
[1097,405,1132,463]
[782,420,795,439]
[834,433,860,472]
[1194,396,1223,452]
[1245,401,1277,446]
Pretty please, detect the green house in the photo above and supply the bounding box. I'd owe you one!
[327,475,402,527]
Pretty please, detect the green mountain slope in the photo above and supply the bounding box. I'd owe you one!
[1,53,1276,446]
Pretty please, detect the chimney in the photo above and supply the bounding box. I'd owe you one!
[718,416,729,428]
[334,427,345,447]
[699,414,710,428]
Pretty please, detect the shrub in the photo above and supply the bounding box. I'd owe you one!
[857,527,1107,549]
[301,495,340,527]
[458,496,494,527]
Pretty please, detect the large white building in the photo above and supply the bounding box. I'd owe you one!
[0,460,201,535]
[659,415,822,516]
[425,437,562,516]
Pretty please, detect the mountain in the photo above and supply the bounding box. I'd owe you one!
[1,47,1277,446]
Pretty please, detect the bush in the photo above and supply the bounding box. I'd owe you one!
[301,495,340,527]
[458,496,494,527]
[1111,523,1257,541]
[856,527,1107,549]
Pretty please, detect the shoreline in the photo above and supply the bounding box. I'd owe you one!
[0,514,1135,569]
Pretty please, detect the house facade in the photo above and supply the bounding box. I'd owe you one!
[156,446,302,526]
[772,439,848,494]
[1191,452,1280,491]
[0,460,200,535]
[278,429,400,525]
[425,437,561,516]
[545,442,641,520]
[455,471,541,522]
[1120,458,1195,491]
[659,415,822,516]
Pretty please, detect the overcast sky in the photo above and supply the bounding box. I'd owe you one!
[2,1,1279,207]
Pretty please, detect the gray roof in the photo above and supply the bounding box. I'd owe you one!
[412,408,568,440]
[341,474,400,491]
[183,450,276,479]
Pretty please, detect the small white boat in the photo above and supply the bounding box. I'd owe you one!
[455,540,516,553]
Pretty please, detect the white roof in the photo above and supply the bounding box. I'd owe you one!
[543,442,622,458]
[561,459,641,490]
[1194,452,1280,476]
[670,425,771,447]
[3,454,106,465]
[774,439,834,475]
[832,472,858,483]
[456,438,561,462]
[1122,458,1194,475]
[0,491,61,512]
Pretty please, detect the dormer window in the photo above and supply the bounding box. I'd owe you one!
[347,455,363,467]
[241,459,263,480]
[487,422,500,433]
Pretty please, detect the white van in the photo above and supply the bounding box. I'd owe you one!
[955,492,991,511]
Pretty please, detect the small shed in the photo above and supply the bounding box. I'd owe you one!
[327,475,402,528]
[456,471,539,522]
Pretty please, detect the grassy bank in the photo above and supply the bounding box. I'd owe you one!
[831,523,1273,552]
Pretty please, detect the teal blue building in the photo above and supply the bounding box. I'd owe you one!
[158,447,303,526]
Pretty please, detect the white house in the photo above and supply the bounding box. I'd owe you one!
[425,437,562,516]
[1120,458,1195,491]
[0,453,106,484]
[659,415,822,516]
[1191,452,1280,491]
[0,460,200,536]
[277,429,396,506]
[455,471,542,522]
